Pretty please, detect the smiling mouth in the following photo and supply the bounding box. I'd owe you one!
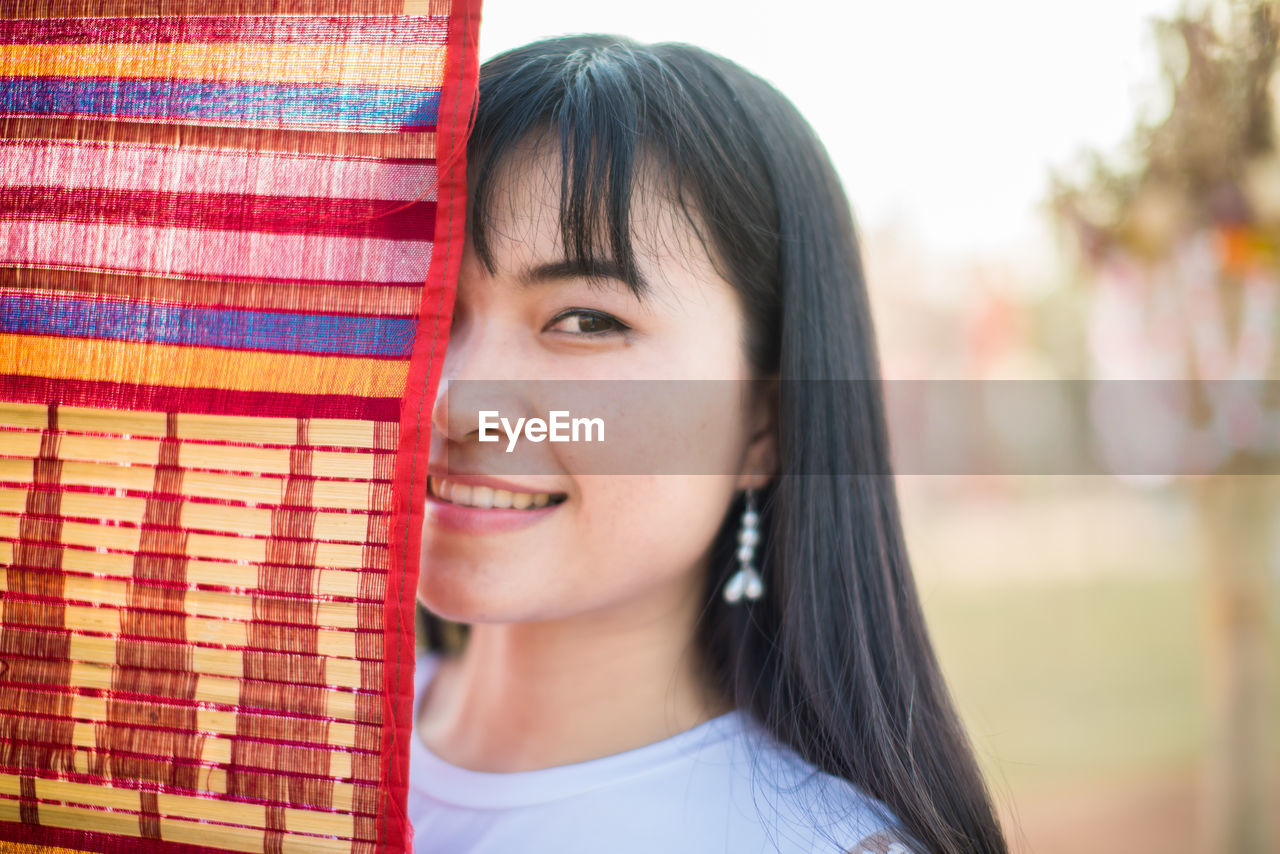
[428,476,568,510]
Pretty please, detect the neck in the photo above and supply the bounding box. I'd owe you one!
[416,575,733,772]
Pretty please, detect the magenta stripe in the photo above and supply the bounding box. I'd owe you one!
[0,187,436,240]
[0,221,433,282]
[0,15,449,45]
[0,375,403,419]
[0,140,438,202]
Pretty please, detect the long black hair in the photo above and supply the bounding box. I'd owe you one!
[422,35,1007,854]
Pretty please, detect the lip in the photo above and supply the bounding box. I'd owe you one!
[424,472,566,535]
[426,468,565,496]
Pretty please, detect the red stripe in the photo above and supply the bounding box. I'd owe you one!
[0,375,402,420]
[0,15,449,45]
[0,404,74,825]
[0,187,436,240]
[0,0,414,17]
[228,420,339,834]
[356,427,394,841]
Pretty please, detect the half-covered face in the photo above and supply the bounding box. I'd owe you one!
[417,137,774,626]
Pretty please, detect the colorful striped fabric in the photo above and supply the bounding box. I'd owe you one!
[0,1,478,852]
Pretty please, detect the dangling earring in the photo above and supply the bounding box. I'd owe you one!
[723,488,764,604]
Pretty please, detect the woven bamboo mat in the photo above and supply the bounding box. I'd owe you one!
[0,2,479,851]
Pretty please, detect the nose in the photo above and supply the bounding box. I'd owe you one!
[429,313,532,446]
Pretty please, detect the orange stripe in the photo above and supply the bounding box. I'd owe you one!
[0,43,446,88]
[0,334,408,397]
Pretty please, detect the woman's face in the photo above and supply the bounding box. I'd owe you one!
[418,142,774,625]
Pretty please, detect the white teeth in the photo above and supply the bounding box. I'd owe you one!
[430,477,559,511]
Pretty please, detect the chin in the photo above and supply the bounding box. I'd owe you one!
[417,557,535,625]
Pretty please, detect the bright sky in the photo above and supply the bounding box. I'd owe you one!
[476,0,1185,262]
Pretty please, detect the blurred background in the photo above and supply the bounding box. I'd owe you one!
[475,2,1280,852]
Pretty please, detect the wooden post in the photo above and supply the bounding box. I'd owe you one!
[1193,458,1276,854]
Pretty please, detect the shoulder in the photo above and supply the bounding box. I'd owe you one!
[842,828,926,854]
[722,715,919,853]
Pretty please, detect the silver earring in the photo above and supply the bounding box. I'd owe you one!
[723,488,764,604]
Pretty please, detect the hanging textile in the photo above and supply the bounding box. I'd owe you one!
[0,1,479,851]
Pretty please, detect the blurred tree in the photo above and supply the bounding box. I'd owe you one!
[1050,2,1279,853]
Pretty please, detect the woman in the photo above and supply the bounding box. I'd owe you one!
[411,35,1008,854]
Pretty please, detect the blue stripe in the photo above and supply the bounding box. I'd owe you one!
[0,77,440,127]
[1,294,416,356]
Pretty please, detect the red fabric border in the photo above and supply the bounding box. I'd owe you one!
[380,0,480,851]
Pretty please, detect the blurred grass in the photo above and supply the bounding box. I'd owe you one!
[918,570,1280,797]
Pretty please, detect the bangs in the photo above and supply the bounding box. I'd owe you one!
[466,38,694,299]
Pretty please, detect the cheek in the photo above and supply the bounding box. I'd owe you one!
[416,475,736,622]
[572,475,735,592]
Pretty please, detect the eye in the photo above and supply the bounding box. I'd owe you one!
[544,309,630,337]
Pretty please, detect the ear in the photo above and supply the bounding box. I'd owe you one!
[736,373,778,491]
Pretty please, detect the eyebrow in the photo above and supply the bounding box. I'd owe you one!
[517,258,647,294]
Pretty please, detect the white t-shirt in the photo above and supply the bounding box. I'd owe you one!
[407,653,913,854]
